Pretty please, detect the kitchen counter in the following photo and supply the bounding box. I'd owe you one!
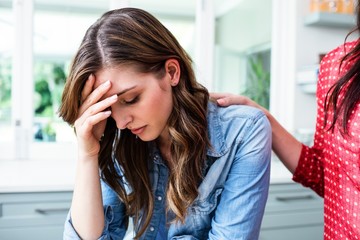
[270,158,293,183]
[0,157,293,193]
[0,159,76,193]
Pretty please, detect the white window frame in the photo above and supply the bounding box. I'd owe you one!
[0,0,77,161]
[1,0,214,162]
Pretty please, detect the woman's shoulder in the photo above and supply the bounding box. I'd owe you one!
[318,40,359,90]
[321,40,358,63]
[207,101,266,122]
[206,102,270,157]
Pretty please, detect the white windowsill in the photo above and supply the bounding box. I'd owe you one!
[0,155,293,194]
[0,158,76,193]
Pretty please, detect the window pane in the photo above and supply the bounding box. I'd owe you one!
[244,49,271,109]
[0,5,13,143]
[33,61,68,142]
[159,17,195,58]
[32,6,195,143]
[33,6,101,143]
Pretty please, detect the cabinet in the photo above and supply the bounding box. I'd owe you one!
[0,183,324,240]
[297,12,356,95]
[0,191,72,240]
[259,183,324,240]
[296,64,319,94]
[304,12,356,28]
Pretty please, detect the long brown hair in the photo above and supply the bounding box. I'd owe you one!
[58,8,210,238]
[324,1,360,135]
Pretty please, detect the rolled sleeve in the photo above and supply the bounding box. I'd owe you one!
[63,180,128,240]
[292,144,324,197]
[63,211,82,240]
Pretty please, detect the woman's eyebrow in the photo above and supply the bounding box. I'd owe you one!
[116,86,136,96]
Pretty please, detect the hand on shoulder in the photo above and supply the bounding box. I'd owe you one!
[210,92,262,110]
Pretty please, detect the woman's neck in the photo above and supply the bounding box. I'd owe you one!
[157,133,173,168]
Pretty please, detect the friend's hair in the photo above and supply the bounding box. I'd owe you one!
[324,0,360,135]
[58,8,210,238]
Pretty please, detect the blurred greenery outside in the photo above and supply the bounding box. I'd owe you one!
[243,51,270,110]
[0,4,197,144]
[0,58,11,123]
[0,58,67,142]
[0,53,270,142]
[33,61,67,141]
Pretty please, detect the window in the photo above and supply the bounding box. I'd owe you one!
[159,17,195,58]
[0,2,14,159]
[244,49,271,109]
[0,1,104,161]
[213,0,272,105]
[33,9,101,144]
[0,0,197,161]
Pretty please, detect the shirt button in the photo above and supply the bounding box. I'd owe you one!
[150,226,155,232]
[157,196,162,201]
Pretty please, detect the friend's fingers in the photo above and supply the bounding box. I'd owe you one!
[222,96,248,106]
[210,92,237,106]
[209,92,231,100]
[210,92,250,107]
[216,97,234,106]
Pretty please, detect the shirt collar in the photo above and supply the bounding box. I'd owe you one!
[206,101,228,157]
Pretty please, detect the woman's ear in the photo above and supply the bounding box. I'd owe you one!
[165,59,180,86]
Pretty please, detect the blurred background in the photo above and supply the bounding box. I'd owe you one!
[0,0,356,239]
[0,0,273,160]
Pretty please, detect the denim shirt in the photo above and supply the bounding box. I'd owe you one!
[64,102,271,240]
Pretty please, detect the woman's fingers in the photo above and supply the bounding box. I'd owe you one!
[76,94,117,128]
[81,74,95,104]
[84,80,111,106]
[74,75,118,158]
[77,93,117,142]
[79,80,112,117]
[75,110,111,138]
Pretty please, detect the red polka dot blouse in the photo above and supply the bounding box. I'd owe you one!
[293,40,360,239]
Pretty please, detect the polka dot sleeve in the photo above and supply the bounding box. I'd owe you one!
[292,40,360,239]
[293,144,324,197]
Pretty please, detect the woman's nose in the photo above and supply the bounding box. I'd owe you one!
[111,111,132,129]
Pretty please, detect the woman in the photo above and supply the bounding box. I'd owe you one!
[212,3,360,239]
[59,8,271,240]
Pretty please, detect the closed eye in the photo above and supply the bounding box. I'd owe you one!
[122,96,139,105]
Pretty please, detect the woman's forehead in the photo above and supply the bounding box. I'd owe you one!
[93,67,126,88]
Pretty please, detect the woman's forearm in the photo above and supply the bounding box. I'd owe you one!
[264,111,303,173]
[70,156,105,239]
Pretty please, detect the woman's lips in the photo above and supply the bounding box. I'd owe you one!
[131,126,145,135]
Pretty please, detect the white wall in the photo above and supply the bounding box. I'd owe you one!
[215,0,272,52]
[213,0,272,95]
[293,0,356,131]
[271,0,356,137]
